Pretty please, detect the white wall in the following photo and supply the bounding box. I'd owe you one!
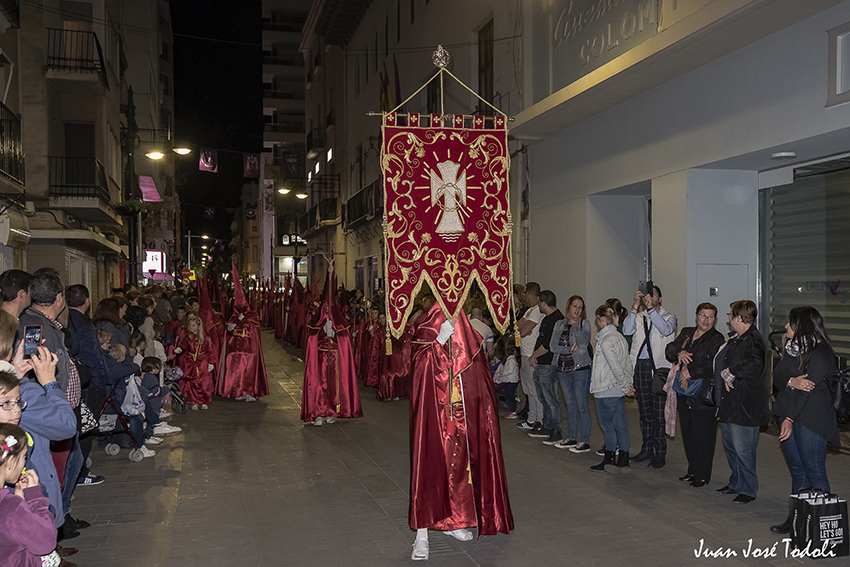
[527,2,850,211]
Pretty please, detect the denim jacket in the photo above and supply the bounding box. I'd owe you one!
[549,318,592,369]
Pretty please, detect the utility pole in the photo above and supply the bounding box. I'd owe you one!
[123,87,140,286]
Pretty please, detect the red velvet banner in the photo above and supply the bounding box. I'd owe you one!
[381,113,512,339]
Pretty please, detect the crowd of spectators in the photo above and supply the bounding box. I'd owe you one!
[0,270,219,566]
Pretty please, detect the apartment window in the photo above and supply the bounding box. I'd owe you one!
[410,0,415,24]
[161,74,170,96]
[478,19,494,115]
[161,41,169,61]
[427,72,440,114]
[355,143,364,189]
[160,108,172,130]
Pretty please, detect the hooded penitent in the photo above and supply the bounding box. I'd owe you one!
[300,268,362,422]
[221,262,269,399]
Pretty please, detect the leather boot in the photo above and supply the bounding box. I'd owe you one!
[590,450,616,472]
[631,448,653,462]
[770,517,792,534]
[612,450,630,474]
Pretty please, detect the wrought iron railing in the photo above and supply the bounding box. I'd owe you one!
[46,28,109,89]
[48,157,110,202]
[264,122,304,134]
[0,100,24,186]
[345,179,382,230]
[299,197,339,237]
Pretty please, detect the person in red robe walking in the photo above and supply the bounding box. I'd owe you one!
[301,270,362,426]
[409,304,513,560]
[377,321,412,401]
[221,263,269,402]
[174,313,215,409]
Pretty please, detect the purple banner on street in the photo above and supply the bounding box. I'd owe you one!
[199,148,218,172]
[243,153,260,178]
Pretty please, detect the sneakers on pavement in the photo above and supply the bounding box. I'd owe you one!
[159,408,171,419]
[200,404,209,410]
[144,436,163,445]
[554,438,577,449]
[515,420,535,430]
[569,443,592,453]
[76,474,105,486]
[244,395,256,402]
[314,417,324,426]
[153,423,182,436]
[528,427,552,439]
[325,416,336,424]
[140,446,156,458]
[191,404,199,411]
[542,430,563,445]
[504,412,518,419]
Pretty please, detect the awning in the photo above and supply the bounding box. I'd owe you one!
[29,229,124,255]
[139,175,161,202]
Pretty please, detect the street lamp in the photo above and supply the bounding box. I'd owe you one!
[184,230,210,273]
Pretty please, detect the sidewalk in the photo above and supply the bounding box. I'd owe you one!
[70,330,849,566]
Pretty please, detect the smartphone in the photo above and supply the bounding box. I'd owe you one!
[23,325,41,357]
[638,280,654,296]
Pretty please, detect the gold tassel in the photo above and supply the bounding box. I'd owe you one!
[514,328,522,348]
[386,328,392,355]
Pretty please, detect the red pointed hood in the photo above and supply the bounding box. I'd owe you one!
[232,262,247,308]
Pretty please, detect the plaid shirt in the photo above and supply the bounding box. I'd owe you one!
[48,318,81,408]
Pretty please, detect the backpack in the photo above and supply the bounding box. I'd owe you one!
[831,368,850,422]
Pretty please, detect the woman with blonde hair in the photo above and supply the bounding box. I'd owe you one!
[589,305,634,473]
[174,313,215,410]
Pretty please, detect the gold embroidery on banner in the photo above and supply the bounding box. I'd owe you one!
[381,122,512,340]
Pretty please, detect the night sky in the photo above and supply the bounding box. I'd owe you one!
[171,0,264,241]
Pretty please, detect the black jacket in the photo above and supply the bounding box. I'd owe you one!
[665,326,725,410]
[716,326,769,426]
[772,343,839,445]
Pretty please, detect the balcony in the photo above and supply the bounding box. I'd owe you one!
[306,128,325,160]
[299,197,339,239]
[0,100,24,189]
[345,179,382,231]
[0,0,20,29]
[264,121,304,134]
[45,28,109,91]
[262,18,306,33]
[48,157,121,226]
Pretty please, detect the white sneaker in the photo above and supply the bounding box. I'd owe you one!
[200,404,209,410]
[153,423,182,436]
[191,404,199,411]
[325,416,336,424]
[411,535,429,561]
[159,409,171,419]
[443,528,473,541]
[145,436,163,445]
[235,396,247,401]
[313,417,324,426]
[140,446,156,458]
[244,395,256,402]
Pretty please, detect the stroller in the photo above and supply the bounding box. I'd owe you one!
[97,377,146,462]
[165,366,187,414]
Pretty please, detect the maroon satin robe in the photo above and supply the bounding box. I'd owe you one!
[377,324,412,401]
[364,323,384,388]
[221,306,269,399]
[300,302,362,421]
[176,333,215,405]
[408,305,513,536]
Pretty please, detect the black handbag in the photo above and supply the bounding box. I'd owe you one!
[831,369,850,422]
[652,368,670,395]
[790,491,849,556]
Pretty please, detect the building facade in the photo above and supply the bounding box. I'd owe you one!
[297,0,850,355]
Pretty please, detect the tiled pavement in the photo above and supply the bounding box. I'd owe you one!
[69,330,849,566]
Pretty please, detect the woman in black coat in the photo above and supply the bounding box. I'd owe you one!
[769,306,837,534]
[665,303,725,488]
[714,300,769,504]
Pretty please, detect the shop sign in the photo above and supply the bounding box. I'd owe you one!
[800,280,841,295]
[533,0,659,100]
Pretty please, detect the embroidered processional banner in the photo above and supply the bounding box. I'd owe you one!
[381,112,513,340]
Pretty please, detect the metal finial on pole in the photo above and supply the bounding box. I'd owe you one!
[432,45,450,68]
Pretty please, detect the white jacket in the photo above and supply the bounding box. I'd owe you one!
[625,306,677,371]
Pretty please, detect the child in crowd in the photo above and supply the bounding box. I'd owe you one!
[106,346,154,458]
[493,340,520,419]
[137,357,180,445]
[129,333,146,366]
[0,422,58,567]
[174,313,215,410]
[97,329,112,351]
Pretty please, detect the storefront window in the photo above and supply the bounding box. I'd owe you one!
[764,169,850,359]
